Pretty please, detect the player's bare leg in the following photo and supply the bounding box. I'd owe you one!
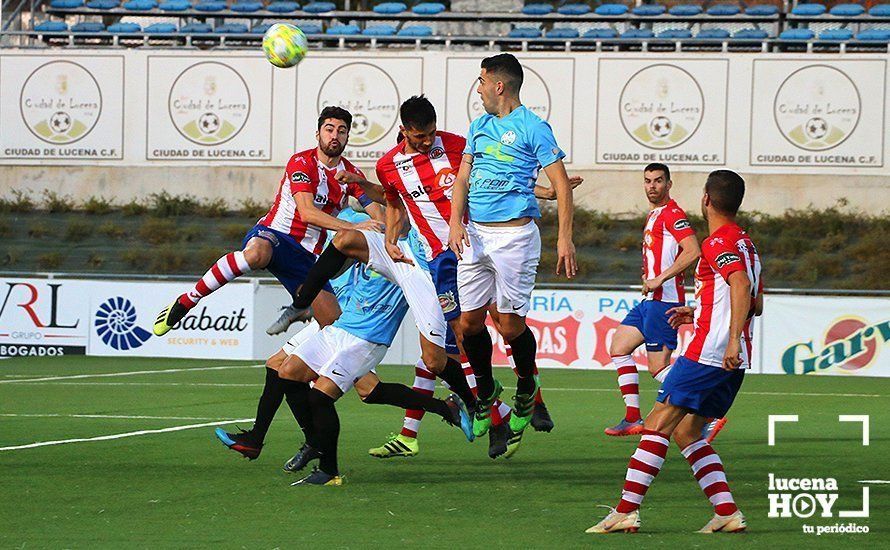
[604,325,646,436]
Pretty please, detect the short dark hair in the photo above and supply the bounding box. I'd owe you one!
[400,95,437,130]
[644,163,671,181]
[317,106,352,130]
[705,170,745,215]
[481,53,523,94]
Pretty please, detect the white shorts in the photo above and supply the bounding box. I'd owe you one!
[281,320,320,355]
[457,220,541,317]
[294,325,386,394]
[359,229,447,349]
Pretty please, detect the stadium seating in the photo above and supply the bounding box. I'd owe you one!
[72,21,105,31]
[180,22,212,32]
[123,0,157,10]
[669,5,703,16]
[85,0,118,8]
[870,4,890,16]
[397,25,433,36]
[251,23,273,33]
[194,1,226,11]
[547,27,581,38]
[108,22,142,32]
[819,28,854,39]
[231,1,264,12]
[373,2,406,14]
[508,27,543,38]
[595,4,628,15]
[557,3,591,15]
[633,4,666,16]
[829,3,865,16]
[158,0,191,11]
[791,3,827,16]
[522,3,552,15]
[621,28,655,38]
[659,28,693,38]
[267,1,300,12]
[706,4,740,16]
[145,22,177,32]
[412,2,445,14]
[745,4,779,16]
[49,0,83,7]
[302,1,335,13]
[299,23,323,33]
[583,28,618,38]
[363,24,397,35]
[35,20,69,30]
[326,24,361,34]
[734,28,769,38]
[856,28,890,40]
[696,28,731,38]
[216,22,249,32]
[780,27,816,39]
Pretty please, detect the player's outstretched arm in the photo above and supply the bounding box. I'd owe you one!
[447,153,473,259]
[723,270,753,371]
[542,160,577,279]
[642,234,701,295]
[294,192,383,232]
[534,175,584,200]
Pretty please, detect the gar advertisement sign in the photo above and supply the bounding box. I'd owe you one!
[146,56,274,161]
[0,279,89,357]
[0,56,124,160]
[595,58,728,166]
[749,60,886,168]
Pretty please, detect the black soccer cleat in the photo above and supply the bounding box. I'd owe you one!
[290,467,343,486]
[488,422,510,459]
[153,298,190,336]
[214,427,262,460]
[283,443,322,473]
[530,402,555,432]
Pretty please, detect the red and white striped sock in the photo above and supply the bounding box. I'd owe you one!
[490,399,511,425]
[616,429,670,513]
[461,354,478,399]
[178,251,251,309]
[613,354,641,422]
[681,438,739,516]
[400,360,436,438]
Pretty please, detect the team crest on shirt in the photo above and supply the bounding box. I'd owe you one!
[715,251,741,268]
[500,131,516,145]
[674,218,692,230]
[438,291,457,314]
[429,146,445,159]
[290,171,311,184]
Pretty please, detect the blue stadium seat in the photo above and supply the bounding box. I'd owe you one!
[658,28,692,38]
[123,0,157,10]
[548,27,580,38]
[49,0,83,8]
[595,4,628,15]
[34,20,69,31]
[733,28,769,38]
[696,28,730,38]
[267,1,299,11]
[509,27,543,38]
[583,28,617,38]
[373,2,406,14]
[251,23,273,33]
[194,0,226,10]
[558,3,591,15]
[791,3,827,16]
[819,28,853,39]
[633,4,666,16]
[706,4,740,16]
[363,24,397,35]
[108,22,141,32]
[216,22,249,32]
[745,4,778,16]
[71,21,106,31]
[522,3,552,15]
[85,0,119,8]
[869,4,890,16]
[302,1,335,13]
[326,24,360,34]
[180,22,212,32]
[829,3,865,16]
[299,23,323,33]
[780,28,816,39]
[159,0,191,10]
[231,1,262,12]
[397,25,433,36]
[856,28,890,40]
[145,22,177,32]
[412,2,445,14]
[621,28,655,38]
[669,5,703,16]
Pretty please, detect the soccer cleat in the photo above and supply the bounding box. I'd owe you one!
[214,427,262,460]
[487,422,509,459]
[444,394,475,442]
[508,380,539,434]
[283,443,322,472]
[530,401,554,432]
[153,298,189,336]
[585,508,641,534]
[697,510,747,533]
[473,379,504,437]
[368,433,419,458]
[266,305,306,336]
[702,417,728,443]
[503,427,524,459]
[604,418,644,437]
[290,467,343,487]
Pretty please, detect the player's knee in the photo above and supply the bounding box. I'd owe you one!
[243,240,271,269]
[459,315,485,337]
[673,425,699,449]
[332,229,360,253]
[265,355,283,372]
[421,349,446,374]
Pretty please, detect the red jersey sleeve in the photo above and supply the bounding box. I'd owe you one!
[285,154,316,195]
[663,206,696,242]
[703,236,747,281]
[376,163,400,203]
[440,132,467,169]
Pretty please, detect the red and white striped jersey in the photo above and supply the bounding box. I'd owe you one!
[642,199,696,303]
[684,223,763,369]
[376,131,465,261]
[259,148,367,255]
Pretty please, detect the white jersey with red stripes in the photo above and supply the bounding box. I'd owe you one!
[684,223,763,369]
[376,131,465,261]
[260,148,367,255]
[642,199,696,303]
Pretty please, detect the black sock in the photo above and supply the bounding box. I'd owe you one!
[252,367,285,443]
[509,327,538,395]
[308,389,340,476]
[437,357,476,408]
[364,382,451,419]
[462,328,494,399]
[281,379,315,447]
[293,244,348,309]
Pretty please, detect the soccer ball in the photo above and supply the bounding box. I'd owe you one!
[262,23,308,68]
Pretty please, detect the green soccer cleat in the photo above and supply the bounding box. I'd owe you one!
[503,427,524,459]
[368,433,419,458]
[153,298,189,336]
[508,380,540,434]
[472,379,504,438]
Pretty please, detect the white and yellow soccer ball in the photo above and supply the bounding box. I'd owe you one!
[262,23,308,68]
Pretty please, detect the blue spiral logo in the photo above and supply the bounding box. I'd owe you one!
[95,297,152,351]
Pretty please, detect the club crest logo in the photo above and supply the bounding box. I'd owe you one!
[619,64,704,149]
[20,60,102,145]
[168,61,251,146]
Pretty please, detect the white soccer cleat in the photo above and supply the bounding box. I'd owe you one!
[585,508,641,534]
[697,510,747,533]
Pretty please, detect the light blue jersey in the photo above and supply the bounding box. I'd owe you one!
[463,105,565,223]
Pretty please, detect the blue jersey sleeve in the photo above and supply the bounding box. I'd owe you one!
[529,119,565,169]
[463,117,479,156]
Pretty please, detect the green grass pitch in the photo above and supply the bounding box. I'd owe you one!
[1,357,887,548]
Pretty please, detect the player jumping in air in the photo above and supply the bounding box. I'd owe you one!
[448,53,577,440]
[587,170,763,534]
[604,163,701,437]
